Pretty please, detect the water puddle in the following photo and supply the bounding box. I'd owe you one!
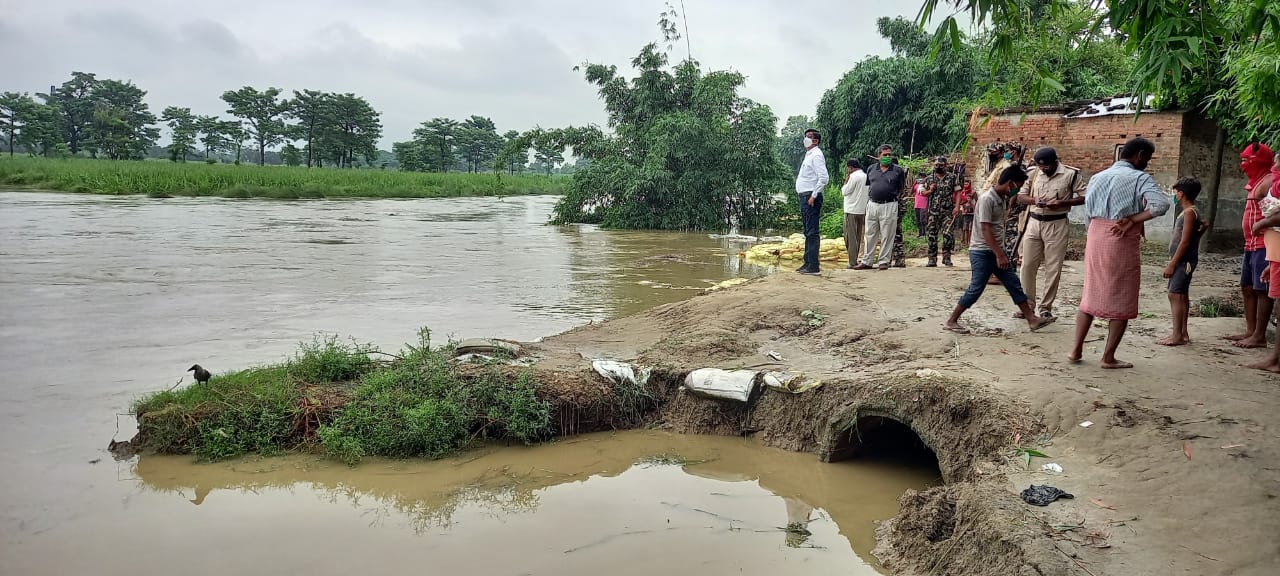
[100,431,938,576]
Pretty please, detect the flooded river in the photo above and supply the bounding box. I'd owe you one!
[0,191,937,575]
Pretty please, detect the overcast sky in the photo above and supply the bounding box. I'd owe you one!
[0,0,917,147]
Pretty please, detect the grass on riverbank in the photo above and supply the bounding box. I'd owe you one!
[0,157,569,199]
[131,330,554,463]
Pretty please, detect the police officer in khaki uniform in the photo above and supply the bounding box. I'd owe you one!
[1015,147,1085,318]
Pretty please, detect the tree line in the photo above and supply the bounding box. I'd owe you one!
[391,116,569,175]
[0,72,384,167]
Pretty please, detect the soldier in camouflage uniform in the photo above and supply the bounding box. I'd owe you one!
[924,156,960,267]
[891,159,911,267]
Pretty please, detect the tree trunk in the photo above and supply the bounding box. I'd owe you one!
[1201,126,1226,253]
[258,139,266,166]
[306,121,314,168]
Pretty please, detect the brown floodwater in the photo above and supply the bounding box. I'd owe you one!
[0,191,936,575]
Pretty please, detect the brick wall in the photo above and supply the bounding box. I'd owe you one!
[966,109,1243,243]
[1180,114,1248,248]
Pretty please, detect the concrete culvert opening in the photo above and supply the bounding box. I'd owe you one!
[825,415,941,476]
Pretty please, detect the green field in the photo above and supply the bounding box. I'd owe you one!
[0,157,569,199]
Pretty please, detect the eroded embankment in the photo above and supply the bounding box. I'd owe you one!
[116,272,1077,576]
[118,357,1066,575]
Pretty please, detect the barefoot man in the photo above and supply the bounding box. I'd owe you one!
[1246,162,1280,372]
[1226,143,1275,348]
[1069,138,1171,369]
[944,166,1056,334]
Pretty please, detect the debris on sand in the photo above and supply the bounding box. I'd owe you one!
[1020,485,1074,506]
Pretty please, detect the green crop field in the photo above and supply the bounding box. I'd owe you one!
[0,156,569,199]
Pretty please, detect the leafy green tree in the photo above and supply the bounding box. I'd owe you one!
[412,117,459,172]
[776,115,810,172]
[920,0,1280,144]
[392,140,429,172]
[280,142,303,166]
[286,89,331,167]
[973,3,1133,109]
[316,93,382,168]
[816,17,980,168]
[195,115,239,160]
[40,72,98,155]
[161,106,198,162]
[89,79,159,160]
[220,86,287,166]
[533,138,563,176]
[19,102,61,156]
[455,115,503,173]
[548,38,789,230]
[0,92,36,156]
[500,129,527,174]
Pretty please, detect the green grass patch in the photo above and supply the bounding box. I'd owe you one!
[130,327,553,464]
[0,156,568,198]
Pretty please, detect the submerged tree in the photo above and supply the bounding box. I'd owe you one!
[544,38,788,230]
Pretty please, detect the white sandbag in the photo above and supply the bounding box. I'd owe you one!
[683,368,760,403]
[593,360,650,387]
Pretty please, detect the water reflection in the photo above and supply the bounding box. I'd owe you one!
[130,431,939,573]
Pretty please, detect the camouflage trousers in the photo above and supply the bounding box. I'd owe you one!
[926,204,956,259]
[892,194,911,266]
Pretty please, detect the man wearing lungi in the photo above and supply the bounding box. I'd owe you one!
[1068,138,1171,369]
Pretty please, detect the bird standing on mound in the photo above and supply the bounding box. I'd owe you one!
[188,364,212,384]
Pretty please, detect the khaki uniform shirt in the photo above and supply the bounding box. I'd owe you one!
[1022,163,1085,216]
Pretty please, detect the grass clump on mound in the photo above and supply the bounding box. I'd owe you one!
[131,328,552,464]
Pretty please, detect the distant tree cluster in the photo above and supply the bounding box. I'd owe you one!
[393,116,528,174]
[0,72,383,167]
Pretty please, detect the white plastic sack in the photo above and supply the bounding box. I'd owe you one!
[762,371,822,394]
[683,368,760,403]
[592,360,651,387]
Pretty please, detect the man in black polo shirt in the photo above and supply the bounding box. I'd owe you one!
[853,145,908,270]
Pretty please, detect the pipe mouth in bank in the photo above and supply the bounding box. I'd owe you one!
[824,414,940,476]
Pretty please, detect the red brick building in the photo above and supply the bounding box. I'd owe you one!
[965,101,1248,245]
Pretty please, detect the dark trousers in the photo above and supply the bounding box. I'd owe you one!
[798,192,823,271]
[959,249,1028,308]
[916,208,928,236]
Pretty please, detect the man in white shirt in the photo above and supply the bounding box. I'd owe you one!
[794,128,830,274]
[841,158,869,268]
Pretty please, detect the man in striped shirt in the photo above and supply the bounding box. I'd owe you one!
[1069,138,1171,369]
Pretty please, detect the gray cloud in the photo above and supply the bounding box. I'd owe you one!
[0,1,906,147]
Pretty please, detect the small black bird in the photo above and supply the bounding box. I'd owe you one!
[188,364,212,384]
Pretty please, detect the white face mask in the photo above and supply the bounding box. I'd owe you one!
[803,137,813,148]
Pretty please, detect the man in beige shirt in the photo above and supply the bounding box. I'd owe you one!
[1016,147,1085,318]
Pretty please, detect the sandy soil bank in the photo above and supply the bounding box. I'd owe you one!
[524,253,1278,576]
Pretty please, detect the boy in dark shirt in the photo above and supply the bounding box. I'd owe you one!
[1159,177,1206,346]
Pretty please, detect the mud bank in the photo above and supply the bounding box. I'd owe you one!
[120,254,1279,576]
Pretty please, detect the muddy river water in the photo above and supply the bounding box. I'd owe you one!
[0,191,938,575]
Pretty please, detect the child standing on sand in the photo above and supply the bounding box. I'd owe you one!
[1159,178,1207,346]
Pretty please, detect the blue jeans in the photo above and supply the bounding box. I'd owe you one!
[798,192,823,271]
[959,249,1028,309]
